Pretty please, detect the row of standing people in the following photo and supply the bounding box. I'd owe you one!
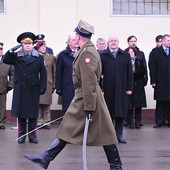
[1,31,168,145]
[96,35,147,144]
[97,34,170,139]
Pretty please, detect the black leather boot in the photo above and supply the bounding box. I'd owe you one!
[25,138,67,169]
[103,144,122,170]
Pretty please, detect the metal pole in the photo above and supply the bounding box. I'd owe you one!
[11,118,18,130]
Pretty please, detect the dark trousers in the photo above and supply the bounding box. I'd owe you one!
[128,107,141,125]
[115,117,124,139]
[18,118,37,139]
[0,94,7,125]
[155,100,169,125]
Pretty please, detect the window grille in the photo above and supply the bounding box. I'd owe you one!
[0,0,6,14]
[111,0,170,16]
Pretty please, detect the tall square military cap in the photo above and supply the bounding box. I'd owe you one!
[17,32,36,43]
[75,20,94,38]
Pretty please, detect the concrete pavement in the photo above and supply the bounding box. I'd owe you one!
[0,121,170,170]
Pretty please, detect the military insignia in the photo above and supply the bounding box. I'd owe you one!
[85,57,91,64]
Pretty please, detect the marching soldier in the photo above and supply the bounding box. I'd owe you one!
[25,20,122,170]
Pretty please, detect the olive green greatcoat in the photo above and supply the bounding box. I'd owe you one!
[56,41,118,146]
[0,59,14,93]
[39,53,56,105]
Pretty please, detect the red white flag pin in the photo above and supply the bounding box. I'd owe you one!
[85,57,91,64]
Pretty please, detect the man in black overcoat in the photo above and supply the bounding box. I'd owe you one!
[55,33,78,113]
[3,32,47,144]
[149,34,170,127]
[100,35,133,143]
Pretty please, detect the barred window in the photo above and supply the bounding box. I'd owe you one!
[0,0,6,14]
[111,0,170,16]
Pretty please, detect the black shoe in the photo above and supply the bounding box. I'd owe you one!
[29,137,38,144]
[43,125,50,129]
[18,137,25,144]
[110,164,122,170]
[25,154,49,169]
[139,122,143,126]
[0,125,5,129]
[118,137,127,144]
[135,125,141,129]
[167,124,170,127]
[38,124,50,130]
[123,122,129,126]
[129,123,135,129]
[153,124,163,128]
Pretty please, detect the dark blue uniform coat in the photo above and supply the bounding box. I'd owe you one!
[149,46,170,101]
[3,49,47,118]
[100,48,133,119]
[55,46,75,112]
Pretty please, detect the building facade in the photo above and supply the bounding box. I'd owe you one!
[1,0,170,112]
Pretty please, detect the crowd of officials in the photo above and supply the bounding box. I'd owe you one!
[0,20,170,169]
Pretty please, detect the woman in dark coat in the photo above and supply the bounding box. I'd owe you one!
[3,32,47,144]
[125,47,147,129]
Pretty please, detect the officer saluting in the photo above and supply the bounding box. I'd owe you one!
[3,32,47,144]
[25,21,122,170]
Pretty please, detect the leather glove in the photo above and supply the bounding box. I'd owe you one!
[85,111,93,120]
[7,86,13,92]
[56,89,62,96]
[9,44,22,53]
[39,88,46,95]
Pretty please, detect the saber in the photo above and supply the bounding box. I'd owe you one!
[83,115,91,170]
[15,116,64,141]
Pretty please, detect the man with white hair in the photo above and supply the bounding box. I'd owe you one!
[55,33,78,113]
[100,35,133,144]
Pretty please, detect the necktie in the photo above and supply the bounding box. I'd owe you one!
[165,48,169,56]
[71,51,75,57]
[112,51,116,58]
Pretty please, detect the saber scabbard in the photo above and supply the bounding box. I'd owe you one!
[83,115,91,170]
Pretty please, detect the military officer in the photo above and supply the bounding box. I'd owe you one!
[35,34,54,55]
[25,20,122,170]
[3,32,47,144]
[0,42,14,129]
